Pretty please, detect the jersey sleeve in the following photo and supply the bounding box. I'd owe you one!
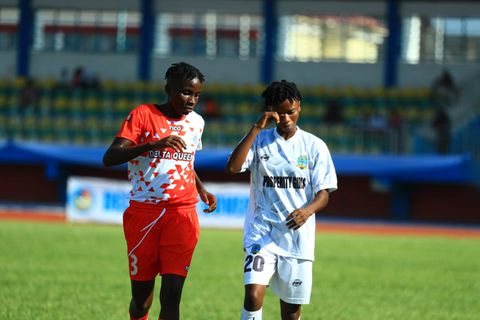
[239,139,256,173]
[196,137,203,151]
[196,117,205,151]
[310,140,338,194]
[116,106,143,144]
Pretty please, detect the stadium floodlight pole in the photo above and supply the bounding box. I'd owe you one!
[260,0,277,85]
[17,0,33,78]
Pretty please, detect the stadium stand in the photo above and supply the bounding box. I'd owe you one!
[0,0,479,224]
[0,78,438,155]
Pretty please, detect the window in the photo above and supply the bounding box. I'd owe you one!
[154,12,262,59]
[402,16,480,64]
[277,14,387,63]
[0,8,18,51]
[33,9,139,53]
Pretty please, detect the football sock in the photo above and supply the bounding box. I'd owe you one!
[130,313,148,320]
[241,307,262,320]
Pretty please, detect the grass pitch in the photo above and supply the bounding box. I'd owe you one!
[0,220,479,320]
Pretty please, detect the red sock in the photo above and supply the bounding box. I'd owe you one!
[130,313,148,320]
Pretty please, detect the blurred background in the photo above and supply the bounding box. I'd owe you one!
[0,0,478,225]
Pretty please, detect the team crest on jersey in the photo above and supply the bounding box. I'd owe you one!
[250,243,262,254]
[296,155,307,170]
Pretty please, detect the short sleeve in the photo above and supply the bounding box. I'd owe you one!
[116,106,143,144]
[196,118,205,151]
[238,137,257,173]
[310,140,338,194]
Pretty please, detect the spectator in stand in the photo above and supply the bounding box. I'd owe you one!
[18,78,39,114]
[84,69,101,89]
[71,66,86,88]
[58,67,70,88]
[387,108,404,154]
[198,94,220,119]
[432,108,451,154]
[324,98,344,125]
[71,65,101,90]
[430,69,459,108]
[358,108,388,152]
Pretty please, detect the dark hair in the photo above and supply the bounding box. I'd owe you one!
[165,62,205,83]
[261,80,302,109]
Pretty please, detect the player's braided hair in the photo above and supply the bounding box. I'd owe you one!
[261,80,302,110]
[165,62,205,83]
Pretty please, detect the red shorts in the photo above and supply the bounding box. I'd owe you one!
[123,201,199,280]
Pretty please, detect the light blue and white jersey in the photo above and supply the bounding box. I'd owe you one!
[240,127,337,261]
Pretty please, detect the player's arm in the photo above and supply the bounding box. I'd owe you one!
[286,189,329,230]
[225,111,280,174]
[102,136,186,167]
[194,170,217,213]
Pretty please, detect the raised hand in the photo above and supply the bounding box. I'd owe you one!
[255,111,280,129]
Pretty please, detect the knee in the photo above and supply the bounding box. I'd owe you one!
[244,286,264,310]
[130,296,153,317]
[130,279,155,313]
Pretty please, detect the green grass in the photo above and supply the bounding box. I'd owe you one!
[0,221,479,319]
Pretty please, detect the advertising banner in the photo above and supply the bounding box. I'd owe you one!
[196,182,249,228]
[66,176,249,228]
[66,176,130,224]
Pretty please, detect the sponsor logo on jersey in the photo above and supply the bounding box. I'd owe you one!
[296,155,307,170]
[148,150,194,161]
[169,125,184,132]
[263,176,306,189]
[292,279,303,287]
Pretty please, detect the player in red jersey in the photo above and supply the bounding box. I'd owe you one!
[103,62,217,320]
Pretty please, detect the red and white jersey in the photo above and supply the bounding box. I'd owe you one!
[117,104,204,205]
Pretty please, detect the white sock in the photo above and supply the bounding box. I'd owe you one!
[241,307,262,320]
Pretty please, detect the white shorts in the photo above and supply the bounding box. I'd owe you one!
[243,247,313,305]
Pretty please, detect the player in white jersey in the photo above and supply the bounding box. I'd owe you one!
[225,80,337,320]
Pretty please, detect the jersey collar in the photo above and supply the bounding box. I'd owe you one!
[273,126,301,142]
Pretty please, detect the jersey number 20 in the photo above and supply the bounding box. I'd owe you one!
[244,254,265,273]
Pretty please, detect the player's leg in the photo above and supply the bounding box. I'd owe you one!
[123,206,165,320]
[244,283,267,310]
[241,247,277,319]
[158,274,186,320]
[157,206,199,320]
[130,279,155,319]
[242,283,267,319]
[269,256,312,320]
[279,300,301,320]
